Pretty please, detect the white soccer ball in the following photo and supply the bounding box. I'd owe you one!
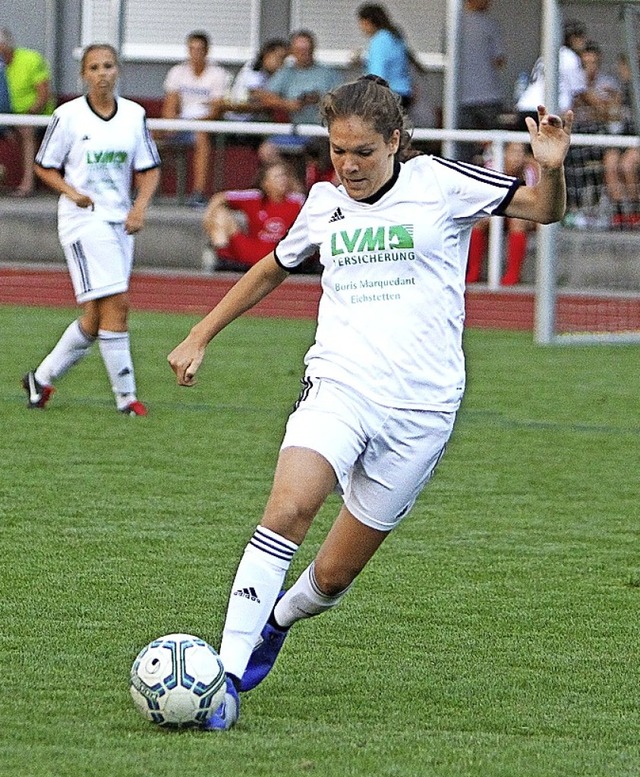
[130,633,226,727]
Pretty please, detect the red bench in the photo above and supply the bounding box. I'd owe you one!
[0,95,262,198]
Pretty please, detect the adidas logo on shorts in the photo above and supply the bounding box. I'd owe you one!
[233,586,261,602]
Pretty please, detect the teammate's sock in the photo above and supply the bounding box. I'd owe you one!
[219,526,298,681]
[466,228,487,283]
[501,232,527,285]
[272,561,350,629]
[98,329,137,410]
[34,319,95,386]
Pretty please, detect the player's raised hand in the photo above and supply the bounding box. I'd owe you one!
[525,105,573,170]
[168,337,206,386]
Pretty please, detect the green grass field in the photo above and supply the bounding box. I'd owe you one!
[1,304,639,777]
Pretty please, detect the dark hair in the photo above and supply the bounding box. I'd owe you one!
[357,3,401,37]
[582,40,601,58]
[252,38,288,72]
[356,3,426,74]
[289,29,316,48]
[187,31,210,51]
[563,19,586,47]
[320,75,413,160]
[81,43,119,73]
[254,160,300,197]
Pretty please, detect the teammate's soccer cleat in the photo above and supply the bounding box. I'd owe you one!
[119,400,148,416]
[239,591,289,692]
[204,676,239,731]
[21,371,55,409]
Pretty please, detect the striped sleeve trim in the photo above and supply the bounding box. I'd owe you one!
[34,114,60,165]
[433,156,517,189]
[141,117,161,167]
[249,526,298,562]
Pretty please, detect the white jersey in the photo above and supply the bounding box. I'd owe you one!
[517,46,586,115]
[36,96,160,244]
[163,61,231,119]
[275,155,520,410]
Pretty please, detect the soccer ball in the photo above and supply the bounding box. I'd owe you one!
[130,633,226,727]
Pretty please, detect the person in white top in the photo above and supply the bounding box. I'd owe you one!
[24,44,160,416]
[168,75,572,730]
[161,31,231,206]
[517,18,587,124]
[223,39,288,122]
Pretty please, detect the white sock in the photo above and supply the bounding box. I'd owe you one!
[98,329,137,409]
[35,319,95,386]
[219,526,298,680]
[274,561,350,629]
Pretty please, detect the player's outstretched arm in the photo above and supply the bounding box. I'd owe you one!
[168,252,288,386]
[503,105,573,225]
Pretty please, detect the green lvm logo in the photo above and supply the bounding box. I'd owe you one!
[331,224,414,255]
[86,150,128,165]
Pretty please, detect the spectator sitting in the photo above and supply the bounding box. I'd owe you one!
[0,27,54,197]
[203,161,306,272]
[0,55,11,138]
[517,19,587,126]
[564,40,622,223]
[256,30,342,170]
[603,53,640,227]
[355,3,416,110]
[466,141,540,285]
[160,31,231,207]
[575,41,621,130]
[222,39,288,123]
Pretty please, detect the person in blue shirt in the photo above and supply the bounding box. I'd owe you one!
[0,58,11,136]
[256,30,342,181]
[356,3,417,109]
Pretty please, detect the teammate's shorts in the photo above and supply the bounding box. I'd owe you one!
[63,221,134,303]
[280,377,456,532]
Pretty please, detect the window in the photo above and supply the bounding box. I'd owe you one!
[81,0,260,63]
[291,0,446,69]
[81,0,446,69]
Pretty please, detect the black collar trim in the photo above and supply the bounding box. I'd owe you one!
[360,160,401,205]
[85,95,118,121]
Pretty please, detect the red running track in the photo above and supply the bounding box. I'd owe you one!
[2,265,639,332]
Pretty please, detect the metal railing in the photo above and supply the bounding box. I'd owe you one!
[2,112,639,292]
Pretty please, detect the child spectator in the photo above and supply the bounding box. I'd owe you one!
[203,161,305,271]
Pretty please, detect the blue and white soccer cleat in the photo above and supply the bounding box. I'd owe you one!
[239,591,289,692]
[203,676,239,731]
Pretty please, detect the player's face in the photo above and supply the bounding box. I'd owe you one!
[262,46,287,75]
[188,38,208,69]
[263,164,291,200]
[82,48,119,94]
[290,36,314,68]
[329,115,400,201]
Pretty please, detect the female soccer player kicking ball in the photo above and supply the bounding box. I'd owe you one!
[168,75,572,730]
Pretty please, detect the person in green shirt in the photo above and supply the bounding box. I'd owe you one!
[0,27,53,196]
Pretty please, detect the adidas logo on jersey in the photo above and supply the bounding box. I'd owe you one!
[233,586,261,602]
[329,208,345,223]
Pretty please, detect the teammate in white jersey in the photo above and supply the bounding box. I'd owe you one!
[168,75,572,730]
[22,44,160,416]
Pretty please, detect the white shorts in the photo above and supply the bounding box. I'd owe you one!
[280,377,456,532]
[63,221,134,303]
